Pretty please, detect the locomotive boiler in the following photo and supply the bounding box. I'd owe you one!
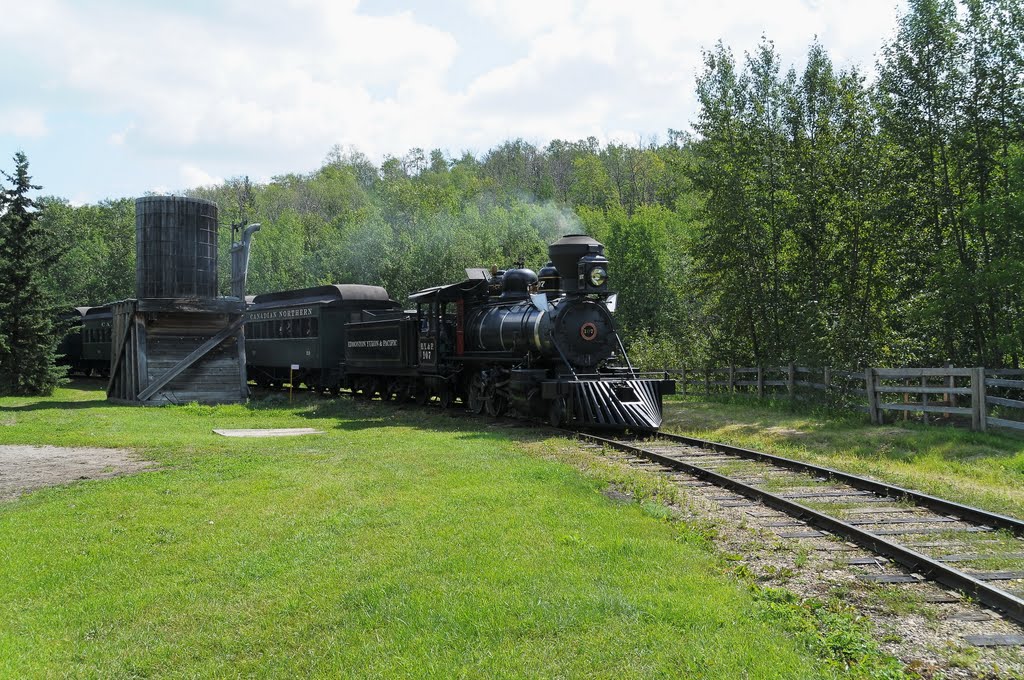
[463,237,618,369]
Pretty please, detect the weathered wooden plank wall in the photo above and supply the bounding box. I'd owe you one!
[106,300,247,405]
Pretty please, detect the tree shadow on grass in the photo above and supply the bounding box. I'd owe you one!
[0,377,112,412]
[0,399,116,412]
[276,394,555,442]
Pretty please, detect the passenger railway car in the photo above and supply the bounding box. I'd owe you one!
[82,305,114,377]
[57,307,90,374]
[245,284,399,392]
[57,304,114,377]
[82,305,114,376]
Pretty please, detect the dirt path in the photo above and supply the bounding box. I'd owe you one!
[0,445,155,501]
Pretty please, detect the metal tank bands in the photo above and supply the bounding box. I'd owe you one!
[135,196,219,299]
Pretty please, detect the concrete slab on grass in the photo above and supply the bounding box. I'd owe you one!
[213,428,324,438]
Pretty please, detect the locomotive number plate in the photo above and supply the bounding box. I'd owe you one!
[419,338,436,363]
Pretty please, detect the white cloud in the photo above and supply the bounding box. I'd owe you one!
[457,0,903,144]
[464,0,576,38]
[0,109,48,138]
[180,164,224,188]
[0,0,907,199]
[3,1,459,153]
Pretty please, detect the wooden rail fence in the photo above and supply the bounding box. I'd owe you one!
[669,365,1024,433]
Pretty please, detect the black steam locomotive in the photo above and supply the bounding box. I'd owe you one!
[245,235,674,431]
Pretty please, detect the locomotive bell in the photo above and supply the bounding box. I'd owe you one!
[538,262,560,293]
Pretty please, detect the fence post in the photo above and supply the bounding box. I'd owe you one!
[971,367,984,432]
[972,367,988,433]
[728,365,735,393]
[680,367,686,397]
[704,368,710,396]
[921,376,928,425]
[787,362,796,399]
[903,377,910,421]
[757,365,764,400]
[946,363,954,419]
[865,367,879,424]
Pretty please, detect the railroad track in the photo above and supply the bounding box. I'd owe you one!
[573,429,1024,641]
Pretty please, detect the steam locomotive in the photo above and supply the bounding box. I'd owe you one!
[245,235,674,431]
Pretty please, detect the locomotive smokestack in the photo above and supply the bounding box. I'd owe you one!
[547,234,604,293]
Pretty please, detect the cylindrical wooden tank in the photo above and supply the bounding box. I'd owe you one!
[135,196,219,299]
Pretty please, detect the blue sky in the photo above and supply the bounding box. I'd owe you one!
[0,0,906,204]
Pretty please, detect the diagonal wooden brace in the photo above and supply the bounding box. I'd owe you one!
[106,318,134,396]
[137,317,244,402]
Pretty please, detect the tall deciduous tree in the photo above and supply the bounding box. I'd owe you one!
[0,152,67,395]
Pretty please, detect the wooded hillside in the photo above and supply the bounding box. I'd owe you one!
[34,0,1024,370]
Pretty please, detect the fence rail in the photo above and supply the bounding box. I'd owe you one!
[670,364,1024,432]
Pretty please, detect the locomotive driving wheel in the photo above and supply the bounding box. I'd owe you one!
[354,378,372,400]
[398,380,414,403]
[414,382,431,405]
[484,385,507,417]
[467,372,487,414]
[548,396,567,428]
[438,385,454,409]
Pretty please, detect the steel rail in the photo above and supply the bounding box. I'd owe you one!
[655,431,1024,536]
[574,431,1024,627]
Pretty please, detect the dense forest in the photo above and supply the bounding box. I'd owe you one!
[29,0,1024,370]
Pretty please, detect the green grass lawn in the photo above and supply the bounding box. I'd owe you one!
[0,382,890,678]
[664,395,1024,518]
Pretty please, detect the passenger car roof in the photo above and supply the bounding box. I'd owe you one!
[250,284,394,308]
[83,304,113,319]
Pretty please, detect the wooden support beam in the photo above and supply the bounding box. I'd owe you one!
[136,298,245,314]
[106,306,134,397]
[135,313,148,391]
[137,317,244,402]
[236,326,248,400]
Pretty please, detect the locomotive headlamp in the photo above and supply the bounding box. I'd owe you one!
[588,266,607,287]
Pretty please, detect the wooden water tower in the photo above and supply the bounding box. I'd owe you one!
[107,196,259,404]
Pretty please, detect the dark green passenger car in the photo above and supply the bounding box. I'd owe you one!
[81,304,113,376]
[245,284,399,392]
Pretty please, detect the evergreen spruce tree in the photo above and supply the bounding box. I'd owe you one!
[0,151,67,395]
